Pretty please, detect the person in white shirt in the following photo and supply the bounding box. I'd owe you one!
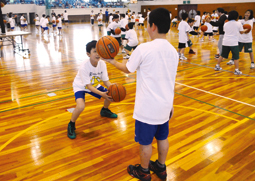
[34,14,40,33]
[130,12,136,23]
[171,16,178,27]
[138,15,145,29]
[57,14,62,35]
[187,19,199,54]
[201,11,207,25]
[40,14,45,34]
[123,22,138,59]
[90,10,95,26]
[20,14,26,31]
[42,15,49,35]
[8,14,15,31]
[67,40,117,140]
[97,13,103,32]
[105,8,178,181]
[178,13,190,60]
[145,8,151,28]
[201,16,215,42]
[51,14,57,35]
[193,11,201,31]
[120,14,129,52]
[125,12,129,20]
[238,9,254,69]
[211,10,219,33]
[215,10,248,75]
[63,10,68,27]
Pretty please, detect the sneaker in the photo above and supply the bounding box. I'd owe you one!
[215,54,220,58]
[227,59,234,65]
[234,70,242,75]
[149,160,167,180]
[100,108,117,118]
[189,50,196,54]
[122,49,126,53]
[214,65,222,71]
[127,164,151,181]
[124,55,130,59]
[181,56,187,60]
[251,62,254,69]
[67,122,76,139]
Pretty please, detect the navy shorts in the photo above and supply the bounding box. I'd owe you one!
[135,120,169,145]
[74,86,107,100]
[11,27,14,29]
[53,24,56,27]
[43,27,49,30]
[58,27,62,29]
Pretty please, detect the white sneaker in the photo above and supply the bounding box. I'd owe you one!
[122,49,126,53]
[227,59,234,65]
[124,55,130,59]
[214,65,222,71]
[234,70,242,75]
[181,56,187,60]
[251,62,254,69]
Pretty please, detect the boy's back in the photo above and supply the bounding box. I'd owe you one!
[178,20,190,43]
[223,21,243,46]
[126,39,178,124]
[125,29,138,46]
[107,21,121,38]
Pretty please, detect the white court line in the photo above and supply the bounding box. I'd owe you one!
[175,82,255,108]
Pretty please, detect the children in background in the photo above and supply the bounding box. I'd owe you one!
[125,12,129,20]
[187,19,198,54]
[20,14,25,31]
[67,40,117,139]
[120,14,129,52]
[90,10,95,25]
[201,16,215,41]
[35,14,40,33]
[215,10,248,75]
[237,10,254,69]
[211,10,219,34]
[63,10,68,27]
[178,13,190,60]
[109,13,113,24]
[123,22,138,59]
[171,16,178,27]
[8,14,15,31]
[57,14,62,35]
[138,15,145,29]
[97,13,103,32]
[40,14,45,34]
[131,12,136,23]
[52,14,57,35]
[42,15,49,35]
[201,12,206,25]
[104,8,178,181]
[193,11,201,31]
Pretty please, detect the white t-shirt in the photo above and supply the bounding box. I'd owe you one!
[90,13,95,20]
[239,19,253,43]
[126,39,179,125]
[9,18,15,28]
[57,17,62,28]
[35,17,40,25]
[139,17,145,24]
[147,11,150,21]
[63,13,68,20]
[52,17,56,25]
[120,18,128,35]
[109,15,113,23]
[20,16,25,25]
[131,15,135,22]
[172,18,177,23]
[40,17,45,26]
[107,21,121,38]
[201,15,205,23]
[125,15,129,20]
[194,15,200,27]
[223,20,244,46]
[41,18,48,28]
[204,22,213,33]
[178,20,190,43]
[169,13,172,20]
[125,29,138,46]
[97,15,103,25]
[73,59,109,93]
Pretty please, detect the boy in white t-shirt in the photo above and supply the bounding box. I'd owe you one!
[51,14,57,35]
[67,40,117,139]
[201,16,215,42]
[63,10,68,27]
[97,13,103,32]
[42,15,49,35]
[20,14,25,31]
[138,15,145,29]
[104,8,178,181]
[90,10,95,26]
[193,11,201,30]
[171,16,178,27]
[178,13,190,60]
[123,22,138,59]
[40,14,45,34]
[35,14,40,33]
[57,14,62,35]
[215,11,248,75]
[8,14,15,31]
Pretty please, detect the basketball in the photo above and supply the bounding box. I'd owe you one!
[14,15,17,18]
[98,19,102,21]
[56,19,59,23]
[201,25,208,32]
[3,20,6,23]
[243,24,251,33]
[131,16,134,19]
[135,19,139,22]
[125,24,129,30]
[216,17,219,20]
[23,18,26,22]
[52,20,55,23]
[96,36,119,59]
[107,84,126,102]
[1,2,4,7]
[114,28,121,35]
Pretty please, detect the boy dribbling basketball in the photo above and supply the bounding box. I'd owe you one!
[67,41,117,139]
[104,8,179,181]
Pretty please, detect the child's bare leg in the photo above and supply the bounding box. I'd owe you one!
[71,98,85,122]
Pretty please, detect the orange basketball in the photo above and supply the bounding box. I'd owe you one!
[3,20,6,23]
[34,19,36,21]
[23,18,26,22]
[96,36,119,59]
[114,28,121,35]
[125,24,129,30]
[98,19,102,21]
[201,25,208,32]
[216,16,219,20]
[107,84,126,102]
[131,16,134,19]
[135,19,139,22]
[56,19,59,23]
[1,2,4,7]
[243,24,251,33]
[14,15,17,18]
[52,20,55,23]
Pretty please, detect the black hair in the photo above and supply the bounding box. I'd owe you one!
[126,12,128,15]
[197,11,200,15]
[121,14,125,18]
[246,9,254,20]
[203,12,206,15]
[225,11,228,14]
[98,13,100,15]
[58,14,61,17]
[217,8,224,14]
[149,8,170,33]
[65,10,67,13]
[86,40,97,53]
[181,12,188,20]
[36,14,38,16]
[174,16,177,18]
[128,22,135,29]
[113,14,119,19]
[213,10,215,13]
[228,10,239,21]
[42,14,46,17]
[187,18,194,23]
[169,11,171,13]
[46,15,50,18]
[110,13,112,16]
[142,15,144,18]
[148,8,151,11]
[239,15,242,19]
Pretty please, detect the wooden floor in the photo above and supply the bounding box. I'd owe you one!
[1,22,255,181]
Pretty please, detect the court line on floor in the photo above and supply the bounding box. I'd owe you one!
[176,82,255,108]
[176,76,255,80]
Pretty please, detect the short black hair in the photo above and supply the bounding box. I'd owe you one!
[113,14,119,19]
[217,8,224,13]
[58,14,61,17]
[239,15,242,19]
[110,13,112,16]
[213,10,215,13]
[42,14,46,17]
[181,12,188,20]
[203,12,206,15]
[128,22,135,29]
[65,10,67,12]
[149,8,170,33]
[46,15,50,18]
[246,10,254,20]
[197,11,200,15]
[121,14,125,18]
[187,18,194,23]
[86,40,97,53]
[228,10,239,21]
[148,8,151,11]
[225,11,228,14]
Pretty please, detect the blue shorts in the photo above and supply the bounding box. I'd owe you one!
[43,27,48,30]
[58,27,62,29]
[21,24,25,27]
[74,86,107,100]
[24,24,27,26]
[11,27,14,29]
[36,25,39,27]
[135,120,169,145]
[40,26,42,28]
[53,24,56,27]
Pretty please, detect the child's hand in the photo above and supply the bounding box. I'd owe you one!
[101,92,113,102]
